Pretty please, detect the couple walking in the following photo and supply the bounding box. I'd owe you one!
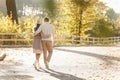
[33,17,54,69]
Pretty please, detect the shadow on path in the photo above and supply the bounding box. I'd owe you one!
[0,63,33,80]
[0,75,33,80]
[55,48,120,65]
[41,68,86,80]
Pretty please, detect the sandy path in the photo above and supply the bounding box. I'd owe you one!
[0,46,120,80]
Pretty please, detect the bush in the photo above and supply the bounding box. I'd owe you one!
[0,15,38,45]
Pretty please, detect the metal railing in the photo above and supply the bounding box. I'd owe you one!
[0,33,120,47]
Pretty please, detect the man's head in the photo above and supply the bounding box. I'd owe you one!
[44,17,49,22]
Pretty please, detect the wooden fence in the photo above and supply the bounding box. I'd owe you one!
[0,33,120,47]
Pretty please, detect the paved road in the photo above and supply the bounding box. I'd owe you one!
[0,47,120,80]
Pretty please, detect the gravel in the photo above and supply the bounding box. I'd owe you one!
[0,46,120,80]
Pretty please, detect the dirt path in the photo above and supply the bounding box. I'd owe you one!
[0,47,120,80]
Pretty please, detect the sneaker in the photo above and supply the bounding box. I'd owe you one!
[33,61,41,70]
[33,62,37,70]
[45,62,49,69]
[37,63,41,69]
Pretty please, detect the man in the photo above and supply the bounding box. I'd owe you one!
[34,17,54,69]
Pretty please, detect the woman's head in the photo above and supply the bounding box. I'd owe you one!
[34,19,41,31]
[37,19,41,24]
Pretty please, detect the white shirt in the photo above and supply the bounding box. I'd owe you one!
[34,22,54,41]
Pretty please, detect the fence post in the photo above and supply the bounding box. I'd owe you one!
[93,38,95,44]
[87,37,89,44]
[71,35,74,45]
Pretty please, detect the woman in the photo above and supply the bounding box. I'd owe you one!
[33,19,42,69]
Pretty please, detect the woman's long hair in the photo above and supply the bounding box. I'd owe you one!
[34,24,41,31]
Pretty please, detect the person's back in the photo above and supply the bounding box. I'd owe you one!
[40,22,54,41]
[41,18,54,69]
[32,19,42,70]
[34,17,54,69]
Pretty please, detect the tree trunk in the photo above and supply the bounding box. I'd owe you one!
[6,0,18,24]
[78,9,83,36]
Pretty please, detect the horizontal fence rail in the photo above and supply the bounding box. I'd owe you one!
[0,33,120,47]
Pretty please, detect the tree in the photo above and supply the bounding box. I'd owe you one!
[114,15,120,36]
[6,0,18,24]
[106,8,119,20]
[105,8,120,36]
[83,1,109,37]
[47,0,114,37]
[89,19,114,37]
[31,0,57,18]
[57,0,99,36]
[70,0,92,36]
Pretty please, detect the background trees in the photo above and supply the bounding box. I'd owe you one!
[0,0,120,46]
[55,0,117,37]
[6,0,18,24]
[0,0,120,37]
